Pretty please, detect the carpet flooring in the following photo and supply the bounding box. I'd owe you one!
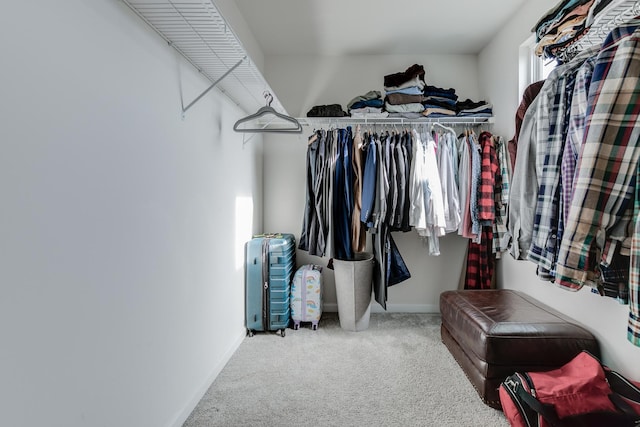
[183,312,508,427]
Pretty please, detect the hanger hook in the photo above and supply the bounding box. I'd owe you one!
[263,91,273,107]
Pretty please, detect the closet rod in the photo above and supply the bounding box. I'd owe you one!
[182,56,246,116]
[297,117,494,127]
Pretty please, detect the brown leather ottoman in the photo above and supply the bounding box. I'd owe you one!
[439,289,599,409]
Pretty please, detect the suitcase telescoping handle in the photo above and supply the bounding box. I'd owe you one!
[261,239,270,330]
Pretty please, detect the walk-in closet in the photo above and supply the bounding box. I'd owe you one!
[2,1,639,426]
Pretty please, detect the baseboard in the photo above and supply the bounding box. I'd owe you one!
[323,303,440,314]
[170,329,246,427]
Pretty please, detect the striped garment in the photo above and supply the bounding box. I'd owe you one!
[494,136,511,255]
[554,25,640,346]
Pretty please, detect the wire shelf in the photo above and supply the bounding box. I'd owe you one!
[554,0,640,63]
[121,0,287,116]
[297,116,494,128]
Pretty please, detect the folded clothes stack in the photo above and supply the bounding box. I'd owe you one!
[535,0,606,58]
[456,99,493,117]
[422,85,458,117]
[347,90,387,118]
[533,0,614,60]
[383,64,426,118]
[306,103,348,117]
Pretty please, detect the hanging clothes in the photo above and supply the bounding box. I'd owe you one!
[400,132,414,232]
[333,127,355,260]
[457,133,474,240]
[554,22,640,346]
[373,130,413,307]
[465,226,494,289]
[527,45,600,281]
[351,125,367,253]
[469,132,482,243]
[477,131,501,227]
[299,120,501,309]
[372,132,390,308]
[299,130,330,256]
[360,133,378,229]
[464,131,500,289]
[435,130,462,233]
[509,17,640,347]
[561,54,597,225]
[391,132,408,230]
[409,129,446,255]
[508,92,542,261]
[494,136,511,256]
[508,80,545,173]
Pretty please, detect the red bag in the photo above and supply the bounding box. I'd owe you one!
[499,350,640,427]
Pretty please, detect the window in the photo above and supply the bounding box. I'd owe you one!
[518,34,557,100]
[540,57,557,79]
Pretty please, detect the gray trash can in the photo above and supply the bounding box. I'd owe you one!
[333,252,374,331]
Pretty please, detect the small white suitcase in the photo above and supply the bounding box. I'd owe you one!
[290,264,323,330]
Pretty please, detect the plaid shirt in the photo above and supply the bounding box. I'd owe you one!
[553,25,640,346]
[561,55,596,225]
[559,53,634,270]
[527,46,599,277]
[631,163,640,345]
[477,132,500,224]
[465,226,495,290]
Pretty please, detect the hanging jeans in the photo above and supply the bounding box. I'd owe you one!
[333,127,354,260]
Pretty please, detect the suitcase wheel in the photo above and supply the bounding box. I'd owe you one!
[280,329,286,338]
[247,329,254,337]
[293,322,300,330]
[312,324,318,331]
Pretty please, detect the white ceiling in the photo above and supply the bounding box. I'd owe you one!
[233,0,529,56]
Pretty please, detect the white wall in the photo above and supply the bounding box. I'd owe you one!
[263,54,481,311]
[479,0,640,381]
[0,1,263,426]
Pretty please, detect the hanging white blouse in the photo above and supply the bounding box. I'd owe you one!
[409,129,446,255]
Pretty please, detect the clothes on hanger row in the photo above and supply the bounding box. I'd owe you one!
[509,17,640,346]
[299,123,511,308]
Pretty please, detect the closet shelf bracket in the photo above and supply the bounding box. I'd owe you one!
[181,56,246,118]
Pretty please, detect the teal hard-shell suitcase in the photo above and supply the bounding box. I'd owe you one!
[245,233,296,337]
